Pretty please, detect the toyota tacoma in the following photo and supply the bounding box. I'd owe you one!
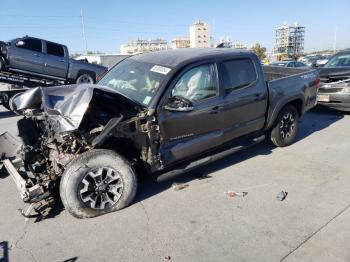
[0,49,319,218]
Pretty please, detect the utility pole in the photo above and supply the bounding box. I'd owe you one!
[80,8,88,54]
[333,26,337,54]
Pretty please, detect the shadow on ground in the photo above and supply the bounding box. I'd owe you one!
[2,106,346,220]
[135,107,344,204]
[0,110,16,119]
[297,106,345,141]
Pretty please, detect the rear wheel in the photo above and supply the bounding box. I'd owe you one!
[267,105,299,147]
[76,73,94,84]
[60,149,137,219]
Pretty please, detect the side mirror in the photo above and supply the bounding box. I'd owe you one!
[163,96,193,112]
[16,40,25,47]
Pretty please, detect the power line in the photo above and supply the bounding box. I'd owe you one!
[80,9,88,54]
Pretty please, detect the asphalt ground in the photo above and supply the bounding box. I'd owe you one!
[0,102,349,262]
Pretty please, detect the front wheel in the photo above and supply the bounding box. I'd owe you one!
[60,149,137,219]
[267,105,299,147]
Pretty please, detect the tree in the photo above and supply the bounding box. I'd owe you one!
[250,43,267,60]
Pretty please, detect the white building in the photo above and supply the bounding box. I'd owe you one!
[171,37,190,49]
[120,38,168,54]
[189,20,211,48]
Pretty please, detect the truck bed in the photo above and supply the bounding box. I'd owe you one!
[263,65,319,131]
[263,65,313,81]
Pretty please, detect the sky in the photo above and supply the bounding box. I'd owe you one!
[1,0,350,54]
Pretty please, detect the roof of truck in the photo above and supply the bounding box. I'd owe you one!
[130,48,254,68]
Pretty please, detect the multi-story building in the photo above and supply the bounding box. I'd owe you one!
[171,37,190,49]
[189,20,211,48]
[120,38,168,54]
[274,22,305,56]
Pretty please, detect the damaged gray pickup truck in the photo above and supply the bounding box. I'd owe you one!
[0,49,319,219]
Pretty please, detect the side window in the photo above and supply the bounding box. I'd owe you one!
[46,42,65,57]
[221,59,257,94]
[172,64,217,102]
[19,38,42,52]
[287,62,295,67]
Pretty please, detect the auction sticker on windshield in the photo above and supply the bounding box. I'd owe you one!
[150,65,171,75]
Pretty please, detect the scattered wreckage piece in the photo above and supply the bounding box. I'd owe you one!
[172,182,189,191]
[276,191,288,201]
[225,191,248,198]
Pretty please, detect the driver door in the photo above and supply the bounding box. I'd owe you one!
[157,63,225,167]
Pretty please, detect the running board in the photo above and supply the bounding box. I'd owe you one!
[156,134,265,182]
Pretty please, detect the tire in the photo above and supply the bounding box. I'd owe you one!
[267,104,299,147]
[60,149,137,219]
[76,73,94,84]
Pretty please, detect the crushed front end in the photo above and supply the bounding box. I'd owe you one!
[0,112,91,217]
[0,84,159,219]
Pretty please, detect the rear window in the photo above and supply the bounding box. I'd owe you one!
[221,59,257,94]
[46,42,65,57]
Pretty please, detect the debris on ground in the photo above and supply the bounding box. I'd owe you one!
[276,191,288,201]
[172,182,189,191]
[164,255,171,260]
[194,172,212,180]
[225,191,248,198]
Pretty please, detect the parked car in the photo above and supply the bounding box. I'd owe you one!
[270,61,309,68]
[317,50,350,111]
[0,49,319,218]
[315,54,332,67]
[0,36,107,84]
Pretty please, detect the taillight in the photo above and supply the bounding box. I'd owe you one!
[96,70,108,82]
[315,76,320,91]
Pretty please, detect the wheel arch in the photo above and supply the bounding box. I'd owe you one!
[265,96,304,130]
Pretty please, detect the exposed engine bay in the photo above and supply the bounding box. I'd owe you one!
[0,84,161,218]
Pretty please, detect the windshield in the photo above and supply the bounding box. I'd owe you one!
[324,53,350,68]
[98,59,168,106]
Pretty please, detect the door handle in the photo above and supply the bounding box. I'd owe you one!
[255,93,264,101]
[59,59,65,62]
[210,105,222,114]
[33,53,40,57]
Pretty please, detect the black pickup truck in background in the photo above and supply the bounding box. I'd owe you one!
[0,36,107,84]
[0,49,319,219]
[317,50,350,111]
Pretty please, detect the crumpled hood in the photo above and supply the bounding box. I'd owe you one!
[318,67,350,82]
[13,84,142,133]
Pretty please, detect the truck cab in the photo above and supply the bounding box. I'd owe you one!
[6,36,69,80]
[0,36,107,84]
